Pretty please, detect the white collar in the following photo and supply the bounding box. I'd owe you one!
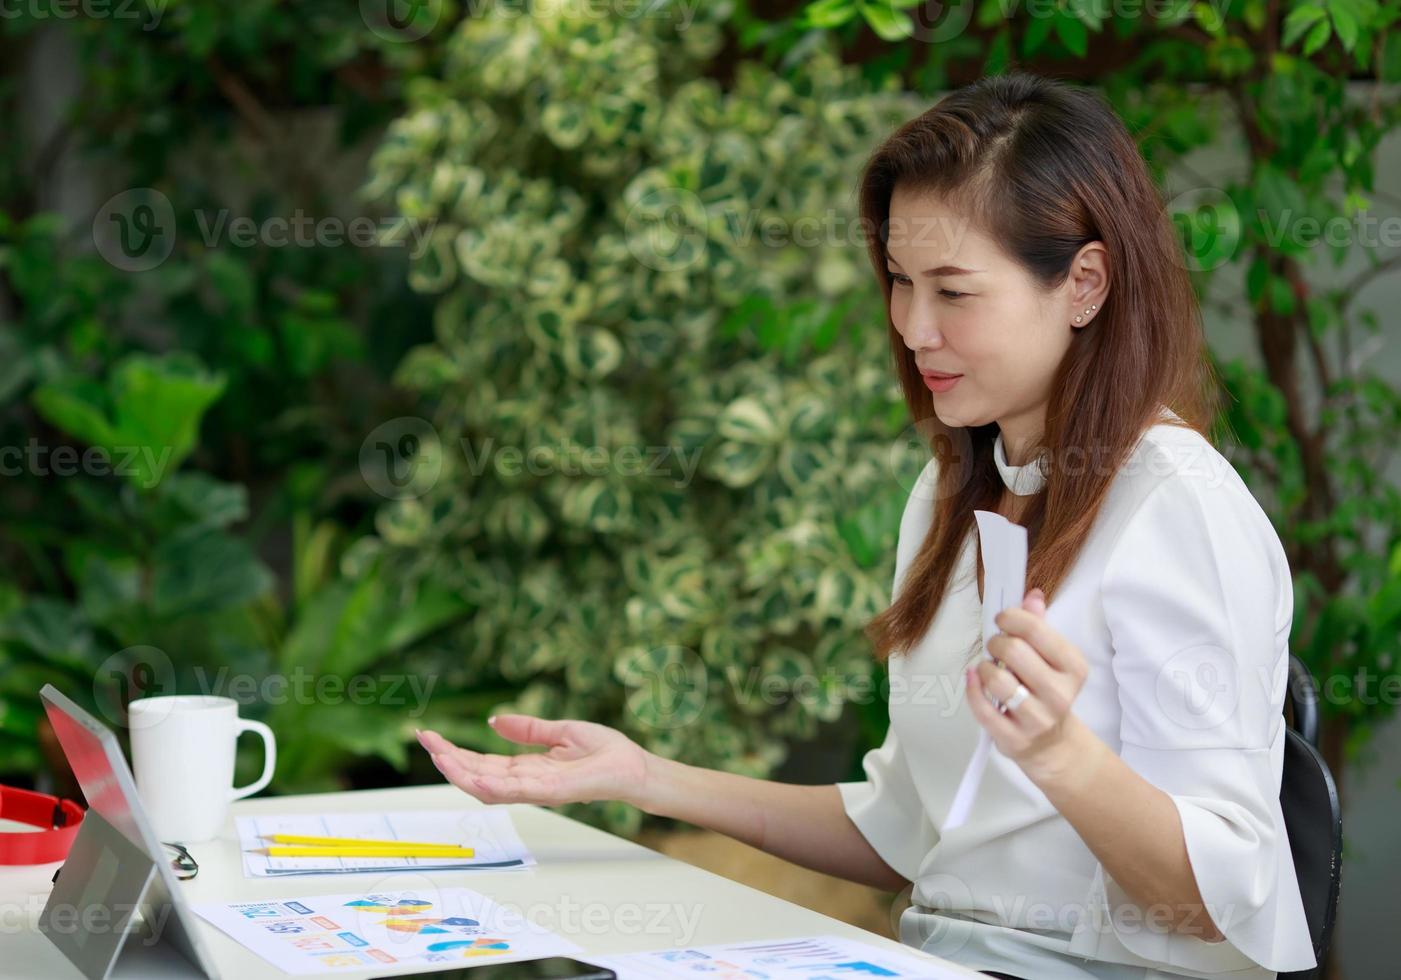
[991,407,1182,496]
[993,430,1046,496]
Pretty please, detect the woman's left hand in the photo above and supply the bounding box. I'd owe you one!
[966,588,1092,784]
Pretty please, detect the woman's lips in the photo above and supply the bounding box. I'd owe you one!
[922,372,963,393]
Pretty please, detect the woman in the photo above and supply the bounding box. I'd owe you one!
[416,72,1316,980]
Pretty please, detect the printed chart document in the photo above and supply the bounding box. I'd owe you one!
[194,887,579,975]
[237,809,534,877]
[942,510,1028,830]
[590,934,975,979]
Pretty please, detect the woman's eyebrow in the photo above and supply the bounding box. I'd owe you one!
[885,259,984,276]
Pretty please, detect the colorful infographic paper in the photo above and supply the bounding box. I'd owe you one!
[194,887,581,975]
[591,933,976,979]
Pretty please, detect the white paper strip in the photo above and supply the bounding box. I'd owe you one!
[942,510,1028,830]
[236,810,535,878]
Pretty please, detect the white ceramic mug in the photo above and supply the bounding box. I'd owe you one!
[129,695,276,843]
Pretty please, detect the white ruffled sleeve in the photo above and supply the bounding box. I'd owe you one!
[836,723,937,884]
[1077,471,1317,975]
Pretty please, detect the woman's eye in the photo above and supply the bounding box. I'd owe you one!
[885,273,964,298]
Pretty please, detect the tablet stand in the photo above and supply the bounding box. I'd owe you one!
[39,810,203,980]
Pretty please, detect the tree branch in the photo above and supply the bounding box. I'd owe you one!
[1340,254,1401,314]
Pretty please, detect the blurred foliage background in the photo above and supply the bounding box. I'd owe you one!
[1,0,1399,894]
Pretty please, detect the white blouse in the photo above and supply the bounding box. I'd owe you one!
[838,409,1317,980]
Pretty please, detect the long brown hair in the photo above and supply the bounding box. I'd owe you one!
[861,72,1219,664]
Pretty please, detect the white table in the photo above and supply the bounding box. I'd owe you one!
[0,784,983,979]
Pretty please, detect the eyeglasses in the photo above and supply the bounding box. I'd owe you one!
[161,841,199,880]
[51,841,199,886]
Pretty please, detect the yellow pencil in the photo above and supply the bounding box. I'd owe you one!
[260,833,470,849]
[258,845,476,858]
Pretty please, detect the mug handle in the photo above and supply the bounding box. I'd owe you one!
[230,718,277,801]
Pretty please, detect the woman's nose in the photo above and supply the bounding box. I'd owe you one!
[899,304,944,350]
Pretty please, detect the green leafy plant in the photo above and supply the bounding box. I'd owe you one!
[0,6,436,779]
[33,353,227,489]
[0,408,275,775]
[362,3,925,834]
[255,514,497,791]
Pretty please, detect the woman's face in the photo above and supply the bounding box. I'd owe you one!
[883,185,1107,455]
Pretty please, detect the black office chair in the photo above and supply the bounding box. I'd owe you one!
[1284,654,1320,747]
[1278,655,1341,980]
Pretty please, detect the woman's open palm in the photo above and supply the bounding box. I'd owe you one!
[416,715,649,807]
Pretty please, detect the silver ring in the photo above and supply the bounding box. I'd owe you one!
[1002,683,1030,713]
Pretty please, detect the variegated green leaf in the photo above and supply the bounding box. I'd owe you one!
[717,395,782,444]
[704,440,773,487]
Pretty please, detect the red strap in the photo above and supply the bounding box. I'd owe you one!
[0,785,84,865]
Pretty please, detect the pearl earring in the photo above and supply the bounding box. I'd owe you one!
[1073,304,1097,325]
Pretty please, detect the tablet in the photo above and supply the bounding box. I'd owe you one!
[39,683,220,980]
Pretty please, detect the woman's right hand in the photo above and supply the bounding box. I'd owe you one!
[416,715,653,808]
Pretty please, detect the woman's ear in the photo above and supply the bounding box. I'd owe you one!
[1068,242,1110,328]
